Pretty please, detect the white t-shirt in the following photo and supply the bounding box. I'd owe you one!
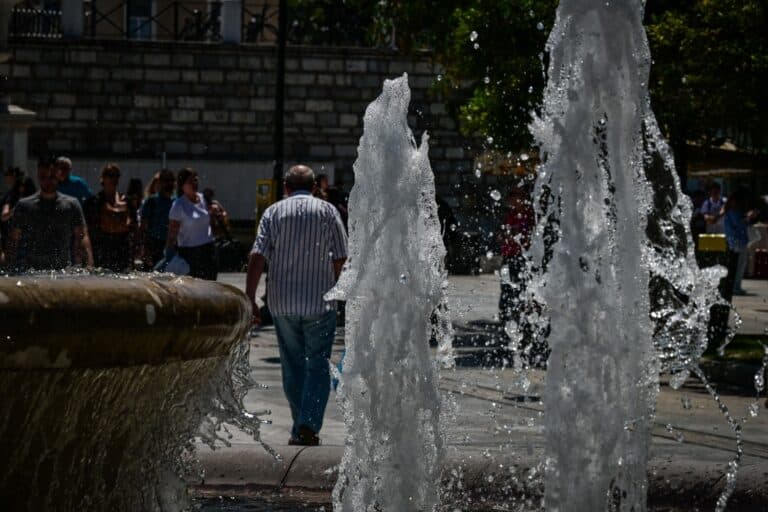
[168,193,214,248]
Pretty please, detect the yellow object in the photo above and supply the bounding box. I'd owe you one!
[698,234,727,252]
[255,179,277,232]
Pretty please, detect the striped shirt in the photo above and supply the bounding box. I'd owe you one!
[252,191,348,316]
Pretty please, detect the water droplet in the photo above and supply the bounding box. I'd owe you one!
[748,402,759,418]
[669,370,689,390]
[475,168,482,178]
[681,395,692,410]
[520,152,530,162]
[486,136,494,145]
[436,74,443,82]
[490,189,502,201]
[473,43,480,50]
[483,76,490,84]
[536,22,544,31]
[486,251,494,259]
[145,304,156,325]
[469,30,478,42]
[399,274,407,284]
[755,370,765,392]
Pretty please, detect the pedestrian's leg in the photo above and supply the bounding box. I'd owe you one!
[272,315,306,439]
[733,249,748,293]
[297,310,337,436]
[200,242,218,280]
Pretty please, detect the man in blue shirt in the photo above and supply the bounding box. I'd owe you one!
[55,156,93,205]
[139,169,175,268]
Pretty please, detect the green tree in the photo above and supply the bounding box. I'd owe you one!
[645,1,768,180]
[288,1,767,175]
[387,0,558,152]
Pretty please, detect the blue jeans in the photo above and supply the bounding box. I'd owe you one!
[273,311,337,438]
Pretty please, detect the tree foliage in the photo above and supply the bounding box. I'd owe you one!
[288,1,767,160]
[384,0,558,151]
[645,1,768,155]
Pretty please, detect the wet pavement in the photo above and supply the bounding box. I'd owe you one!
[205,273,768,510]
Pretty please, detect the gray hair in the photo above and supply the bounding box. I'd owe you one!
[55,156,72,170]
[284,165,315,191]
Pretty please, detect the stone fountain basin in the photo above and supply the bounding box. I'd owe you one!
[0,274,251,369]
[0,274,252,511]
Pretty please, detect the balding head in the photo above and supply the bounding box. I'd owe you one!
[284,165,315,192]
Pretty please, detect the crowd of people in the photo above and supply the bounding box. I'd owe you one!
[0,156,230,280]
[690,182,762,295]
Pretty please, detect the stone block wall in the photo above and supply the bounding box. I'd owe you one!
[4,39,475,192]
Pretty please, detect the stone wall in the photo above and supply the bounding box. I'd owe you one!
[3,39,475,193]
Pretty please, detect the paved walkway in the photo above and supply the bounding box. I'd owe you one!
[731,279,768,336]
[200,274,768,508]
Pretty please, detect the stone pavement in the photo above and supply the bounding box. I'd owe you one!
[731,278,768,337]
[199,274,768,509]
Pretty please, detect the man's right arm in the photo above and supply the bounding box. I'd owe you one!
[246,252,266,325]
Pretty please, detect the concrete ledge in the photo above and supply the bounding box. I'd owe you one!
[195,444,768,509]
[0,274,250,368]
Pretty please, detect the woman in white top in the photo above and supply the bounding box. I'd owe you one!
[164,168,217,280]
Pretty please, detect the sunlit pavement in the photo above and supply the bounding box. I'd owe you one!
[199,273,768,506]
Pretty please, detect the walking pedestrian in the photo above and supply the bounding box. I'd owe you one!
[246,165,348,446]
[202,187,230,240]
[139,169,174,269]
[1,167,36,253]
[55,156,93,205]
[313,173,329,201]
[724,187,758,295]
[701,182,725,234]
[164,168,217,280]
[498,187,535,321]
[125,178,144,214]
[144,172,161,199]
[84,163,137,272]
[5,157,93,271]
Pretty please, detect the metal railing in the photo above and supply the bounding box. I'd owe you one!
[10,7,63,39]
[9,0,391,46]
[242,3,276,43]
[84,0,222,41]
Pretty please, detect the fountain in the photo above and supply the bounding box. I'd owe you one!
[0,1,752,510]
[325,2,746,511]
[327,74,451,512]
[0,273,257,511]
[521,1,736,511]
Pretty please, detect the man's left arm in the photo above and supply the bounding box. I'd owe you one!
[73,225,94,268]
[71,202,93,268]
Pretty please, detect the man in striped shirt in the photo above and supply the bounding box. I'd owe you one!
[246,165,348,446]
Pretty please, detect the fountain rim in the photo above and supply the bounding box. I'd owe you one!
[0,273,251,370]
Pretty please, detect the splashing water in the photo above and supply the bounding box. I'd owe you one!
[327,74,450,512]
[521,1,734,510]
